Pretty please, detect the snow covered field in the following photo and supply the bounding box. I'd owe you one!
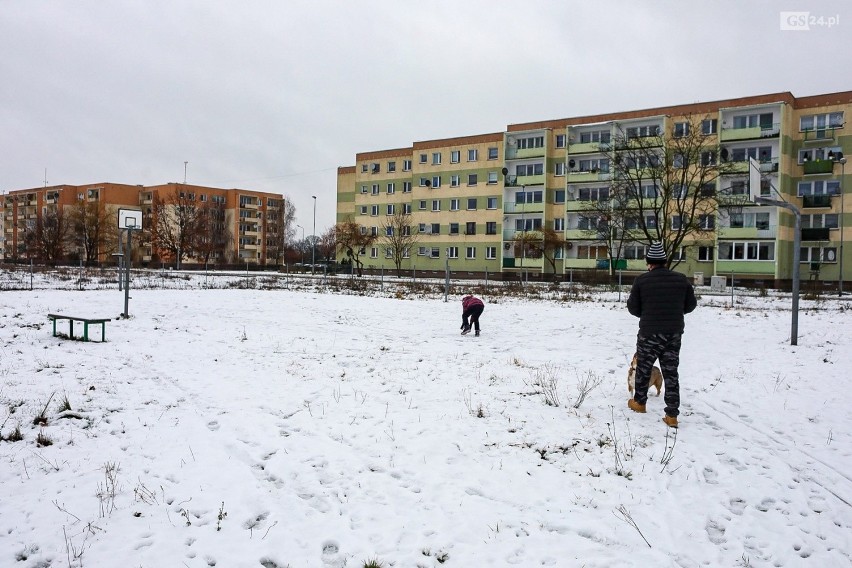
[1,273,850,567]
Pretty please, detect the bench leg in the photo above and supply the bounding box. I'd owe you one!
[52,319,57,337]
[101,322,106,342]
[84,322,89,342]
[69,320,74,340]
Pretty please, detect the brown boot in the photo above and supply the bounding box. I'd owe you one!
[662,415,678,428]
[627,399,646,413]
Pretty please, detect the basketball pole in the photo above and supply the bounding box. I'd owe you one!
[123,226,132,318]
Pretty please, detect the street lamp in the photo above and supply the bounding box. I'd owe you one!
[829,151,846,296]
[297,224,304,265]
[311,195,317,275]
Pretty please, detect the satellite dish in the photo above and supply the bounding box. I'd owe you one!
[568,159,576,168]
[720,148,729,162]
[507,137,516,145]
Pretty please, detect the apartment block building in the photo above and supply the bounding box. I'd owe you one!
[337,90,851,287]
[2,182,286,266]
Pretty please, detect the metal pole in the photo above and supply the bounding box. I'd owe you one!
[839,159,846,296]
[756,197,801,345]
[444,253,449,302]
[117,230,123,291]
[311,195,317,275]
[123,229,131,317]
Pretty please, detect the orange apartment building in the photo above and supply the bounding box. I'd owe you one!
[1,182,287,267]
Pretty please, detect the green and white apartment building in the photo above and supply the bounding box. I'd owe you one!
[336,90,851,287]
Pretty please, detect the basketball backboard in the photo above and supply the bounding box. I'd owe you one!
[748,157,762,203]
[118,208,143,231]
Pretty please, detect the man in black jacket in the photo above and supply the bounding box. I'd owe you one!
[626,242,697,428]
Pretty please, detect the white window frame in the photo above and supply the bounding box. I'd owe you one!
[468,149,478,161]
[466,246,476,259]
[486,246,497,260]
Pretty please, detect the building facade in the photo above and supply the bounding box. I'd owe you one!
[337,90,851,287]
[1,182,286,267]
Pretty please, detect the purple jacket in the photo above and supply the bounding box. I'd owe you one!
[462,295,484,311]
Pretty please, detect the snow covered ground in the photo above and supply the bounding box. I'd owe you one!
[1,272,850,567]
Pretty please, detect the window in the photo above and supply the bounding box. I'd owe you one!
[554,217,565,231]
[555,134,566,148]
[432,200,441,212]
[468,149,478,161]
[403,247,410,258]
[554,189,565,204]
[446,247,459,259]
[698,246,714,261]
[488,147,498,160]
[802,214,839,229]
[451,150,460,163]
[449,223,459,235]
[385,247,393,258]
[465,222,476,235]
[674,122,689,138]
[371,184,379,195]
[468,174,478,185]
[361,185,368,194]
[718,241,775,261]
[515,190,543,203]
[387,182,395,194]
[419,177,429,187]
[486,221,497,235]
[466,247,476,259]
[578,130,611,144]
[432,152,442,165]
[797,146,841,164]
[730,146,772,163]
[517,218,542,231]
[430,248,440,258]
[386,204,395,215]
[370,163,380,174]
[555,162,566,176]
[450,198,460,211]
[370,247,378,258]
[701,119,718,135]
[517,136,544,149]
[516,163,544,176]
[387,161,396,172]
[451,175,460,187]
[403,159,412,171]
[403,181,412,193]
[577,186,609,201]
[799,112,844,132]
[467,198,477,210]
[419,154,427,164]
[798,180,841,196]
[673,153,686,168]
[698,214,715,230]
[487,171,498,184]
[486,246,497,260]
[359,205,368,215]
[626,124,660,139]
[403,204,411,214]
[418,200,427,210]
[431,223,440,234]
[371,205,379,216]
[801,246,838,263]
[432,176,441,188]
[701,151,717,166]
[577,215,605,230]
[576,158,610,172]
[487,197,498,209]
[361,164,369,173]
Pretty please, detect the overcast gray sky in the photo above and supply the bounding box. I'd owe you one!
[2,0,849,233]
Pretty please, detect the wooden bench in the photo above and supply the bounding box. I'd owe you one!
[47,314,110,342]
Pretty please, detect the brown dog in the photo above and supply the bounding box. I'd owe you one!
[627,353,663,396]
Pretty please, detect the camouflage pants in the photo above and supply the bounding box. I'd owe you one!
[634,332,682,417]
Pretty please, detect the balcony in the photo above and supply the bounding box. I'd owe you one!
[720,123,780,142]
[803,160,834,175]
[503,201,545,214]
[801,228,831,241]
[568,170,611,183]
[801,194,833,208]
[718,225,777,239]
[567,141,609,155]
[760,158,779,173]
[505,147,546,160]
[802,127,840,142]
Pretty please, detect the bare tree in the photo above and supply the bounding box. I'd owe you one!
[332,218,376,276]
[590,114,733,268]
[69,199,116,266]
[31,206,71,265]
[381,209,420,277]
[195,200,230,266]
[267,196,296,266]
[316,226,337,264]
[152,190,202,269]
[534,227,568,280]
